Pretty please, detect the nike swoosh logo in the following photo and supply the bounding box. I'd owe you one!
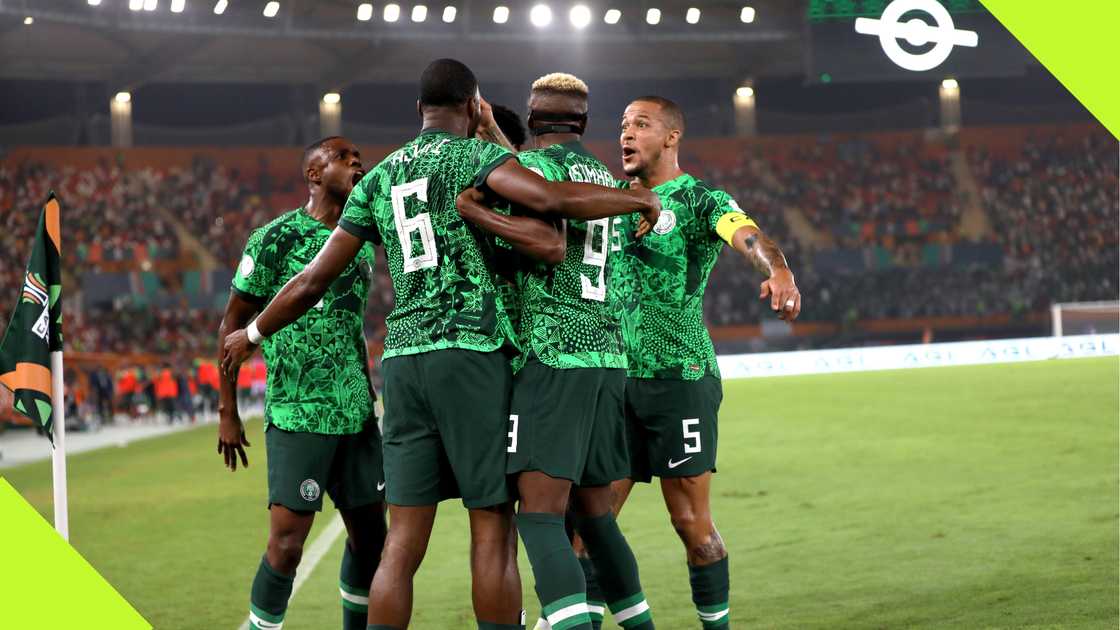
[377,481,386,491]
[667,457,693,469]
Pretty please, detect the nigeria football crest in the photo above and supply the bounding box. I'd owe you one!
[299,479,321,502]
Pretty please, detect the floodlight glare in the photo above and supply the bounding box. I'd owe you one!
[604,9,621,24]
[569,4,591,28]
[412,5,428,21]
[941,78,959,90]
[143,0,158,11]
[741,6,755,23]
[686,8,700,24]
[356,3,373,21]
[88,0,103,6]
[493,6,509,24]
[263,2,279,18]
[736,86,754,99]
[443,6,457,22]
[530,4,552,27]
[213,0,227,15]
[170,0,185,13]
[23,16,33,24]
[323,92,341,105]
[115,91,132,103]
[646,8,660,25]
[383,3,400,22]
[129,0,143,11]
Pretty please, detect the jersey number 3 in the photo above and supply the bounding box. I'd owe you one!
[391,178,438,273]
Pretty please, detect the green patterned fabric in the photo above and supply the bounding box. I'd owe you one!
[512,142,627,371]
[232,208,376,434]
[340,129,518,358]
[609,173,753,380]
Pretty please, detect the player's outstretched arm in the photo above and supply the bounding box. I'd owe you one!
[216,292,258,471]
[483,159,661,230]
[456,187,565,264]
[221,228,364,376]
[729,225,802,321]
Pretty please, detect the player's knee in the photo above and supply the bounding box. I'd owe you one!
[669,509,717,549]
[267,533,305,573]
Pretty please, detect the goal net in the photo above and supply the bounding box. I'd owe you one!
[1051,301,1120,337]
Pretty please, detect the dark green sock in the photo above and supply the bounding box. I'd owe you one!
[477,623,525,630]
[689,556,730,629]
[575,512,653,630]
[578,556,605,630]
[516,512,592,630]
[249,555,293,630]
[340,539,379,630]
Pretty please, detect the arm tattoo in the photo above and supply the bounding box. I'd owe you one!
[743,232,790,278]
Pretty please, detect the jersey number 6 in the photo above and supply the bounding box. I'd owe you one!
[391,178,438,273]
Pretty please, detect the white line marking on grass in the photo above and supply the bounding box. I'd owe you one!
[237,513,346,630]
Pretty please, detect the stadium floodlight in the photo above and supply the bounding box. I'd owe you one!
[530,4,552,28]
[646,8,660,25]
[569,4,591,28]
[603,8,621,24]
[356,3,373,21]
[383,3,400,22]
[213,0,227,15]
[143,0,158,11]
[442,6,457,22]
[493,6,509,24]
[740,6,755,23]
[114,91,132,103]
[941,78,959,90]
[736,86,754,99]
[170,0,185,13]
[23,16,33,25]
[129,0,143,11]
[412,5,428,22]
[88,0,103,6]
[263,2,279,18]
[686,7,700,24]
[322,92,341,105]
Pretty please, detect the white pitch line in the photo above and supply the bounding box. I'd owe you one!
[237,513,347,630]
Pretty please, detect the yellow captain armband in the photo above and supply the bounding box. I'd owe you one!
[715,211,758,245]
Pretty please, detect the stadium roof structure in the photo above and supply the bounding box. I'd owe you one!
[0,1,805,91]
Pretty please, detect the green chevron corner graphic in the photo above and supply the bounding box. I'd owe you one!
[0,479,151,629]
[981,0,1120,139]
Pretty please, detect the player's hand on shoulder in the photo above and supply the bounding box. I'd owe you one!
[627,179,661,235]
[221,329,256,378]
[217,406,250,471]
[759,268,801,321]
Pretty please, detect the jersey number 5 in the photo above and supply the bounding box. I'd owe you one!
[391,178,438,273]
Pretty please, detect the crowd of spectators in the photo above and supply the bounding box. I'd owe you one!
[0,126,1115,358]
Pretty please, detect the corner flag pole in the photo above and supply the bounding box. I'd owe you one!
[50,350,68,540]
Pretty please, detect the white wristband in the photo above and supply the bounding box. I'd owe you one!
[246,320,266,345]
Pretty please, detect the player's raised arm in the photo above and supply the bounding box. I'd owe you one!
[216,292,258,470]
[725,220,801,321]
[221,228,364,376]
[482,158,661,228]
[456,187,565,264]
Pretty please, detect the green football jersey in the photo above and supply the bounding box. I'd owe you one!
[513,142,627,371]
[609,173,754,380]
[232,208,376,434]
[339,129,518,359]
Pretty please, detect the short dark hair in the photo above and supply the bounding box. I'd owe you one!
[419,58,478,107]
[301,136,343,183]
[490,104,526,150]
[633,95,685,135]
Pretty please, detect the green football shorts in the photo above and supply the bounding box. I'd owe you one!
[380,349,512,509]
[507,360,629,487]
[625,376,723,483]
[264,418,384,512]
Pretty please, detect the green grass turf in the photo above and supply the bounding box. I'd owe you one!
[2,357,1117,629]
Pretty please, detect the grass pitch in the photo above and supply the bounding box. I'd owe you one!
[3,357,1117,629]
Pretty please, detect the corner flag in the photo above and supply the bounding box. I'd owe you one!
[0,193,69,539]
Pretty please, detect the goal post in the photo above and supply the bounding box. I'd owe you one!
[1051,301,1120,337]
